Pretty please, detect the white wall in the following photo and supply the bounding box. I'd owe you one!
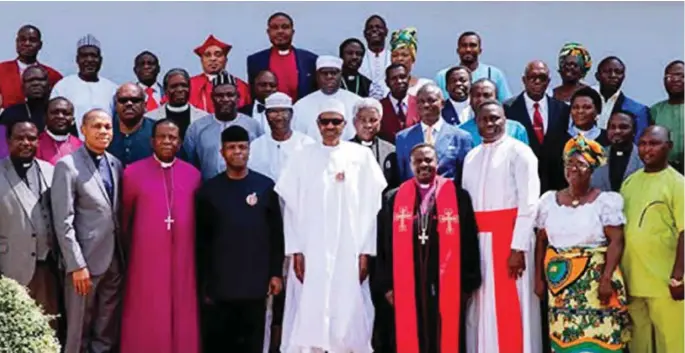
[0,1,682,106]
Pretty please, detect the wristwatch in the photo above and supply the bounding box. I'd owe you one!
[670,278,684,287]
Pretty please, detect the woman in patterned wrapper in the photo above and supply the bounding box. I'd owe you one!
[534,134,631,353]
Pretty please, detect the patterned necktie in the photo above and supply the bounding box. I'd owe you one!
[425,126,435,145]
[145,86,159,112]
[533,102,545,144]
[397,101,406,129]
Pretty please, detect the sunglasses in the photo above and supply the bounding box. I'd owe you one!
[117,97,144,104]
[318,118,345,126]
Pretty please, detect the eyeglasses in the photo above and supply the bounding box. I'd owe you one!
[318,118,345,126]
[117,97,144,104]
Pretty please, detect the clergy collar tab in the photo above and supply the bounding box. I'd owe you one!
[154,153,176,168]
[166,103,190,113]
[46,129,69,142]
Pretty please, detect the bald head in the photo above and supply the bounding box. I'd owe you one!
[523,60,551,101]
[524,60,549,76]
[116,83,146,123]
[116,82,143,97]
[638,125,673,172]
[641,125,671,142]
[417,83,443,98]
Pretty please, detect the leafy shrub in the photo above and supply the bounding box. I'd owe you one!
[0,276,60,353]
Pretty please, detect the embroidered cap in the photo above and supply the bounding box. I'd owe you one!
[316,55,343,70]
[318,98,346,118]
[265,92,293,110]
[77,34,101,50]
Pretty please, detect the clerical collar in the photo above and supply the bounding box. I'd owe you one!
[278,49,291,56]
[46,129,69,142]
[360,140,374,147]
[166,104,190,113]
[153,153,176,168]
[418,182,432,189]
[612,144,632,157]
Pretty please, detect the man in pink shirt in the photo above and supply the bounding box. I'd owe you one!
[36,97,82,164]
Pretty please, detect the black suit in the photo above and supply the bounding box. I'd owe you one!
[504,94,570,193]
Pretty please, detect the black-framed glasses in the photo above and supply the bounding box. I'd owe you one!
[318,118,345,126]
[117,97,144,104]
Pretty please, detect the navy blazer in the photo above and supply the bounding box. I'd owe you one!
[505,93,570,193]
[395,119,474,186]
[612,93,652,144]
[441,102,460,126]
[246,47,318,101]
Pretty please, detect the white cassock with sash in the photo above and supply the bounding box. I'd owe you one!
[462,136,542,353]
[275,141,387,353]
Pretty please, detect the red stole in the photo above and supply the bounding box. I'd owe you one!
[474,208,523,353]
[392,177,461,353]
[269,48,299,102]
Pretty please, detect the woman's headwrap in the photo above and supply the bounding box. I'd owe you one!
[563,133,606,170]
[390,27,418,60]
[558,42,592,78]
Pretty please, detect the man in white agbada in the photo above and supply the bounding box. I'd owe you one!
[249,92,314,181]
[275,98,386,353]
[292,55,362,142]
[462,99,542,353]
[50,34,117,139]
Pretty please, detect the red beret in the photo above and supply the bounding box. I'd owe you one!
[194,35,232,57]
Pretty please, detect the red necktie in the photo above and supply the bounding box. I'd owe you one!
[533,102,544,144]
[145,86,159,112]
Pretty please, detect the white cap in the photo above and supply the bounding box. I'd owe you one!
[318,98,346,118]
[77,34,101,50]
[265,92,292,109]
[316,55,343,70]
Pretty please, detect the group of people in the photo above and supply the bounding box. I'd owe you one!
[0,10,682,353]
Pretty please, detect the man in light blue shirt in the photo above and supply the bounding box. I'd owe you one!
[434,31,512,103]
[182,72,263,180]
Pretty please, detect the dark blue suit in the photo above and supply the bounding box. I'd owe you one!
[441,102,461,126]
[395,119,474,185]
[246,47,318,101]
[612,93,651,144]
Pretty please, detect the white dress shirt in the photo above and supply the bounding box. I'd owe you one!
[523,93,549,134]
[449,98,471,124]
[420,118,444,140]
[592,85,621,129]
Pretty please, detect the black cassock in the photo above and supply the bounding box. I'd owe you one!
[374,185,481,353]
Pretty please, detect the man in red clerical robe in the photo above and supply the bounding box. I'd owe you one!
[36,97,82,165]
[377,143,481,353]
[0,25,62,110]
[189,34,251,113]
[120,119,201,353]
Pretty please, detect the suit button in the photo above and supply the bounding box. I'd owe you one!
[31,252,35,256]
[32,233,36,238]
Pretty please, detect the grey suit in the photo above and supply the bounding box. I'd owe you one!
[52,146,124,353]
[591,145,643,192]
[0,158,55,285]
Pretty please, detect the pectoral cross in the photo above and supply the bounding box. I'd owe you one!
[164,215,175,231]
[418,229,429,245]
[438,209,459,234]
[394,207,412,232]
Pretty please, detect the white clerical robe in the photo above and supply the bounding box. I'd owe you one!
[275,141,387,353]
[461,136,542,353]
[249,131,315,182]
[292,89,362,142]
[50,74,118,139]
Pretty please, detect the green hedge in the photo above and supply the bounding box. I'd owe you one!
[0,276,60,353]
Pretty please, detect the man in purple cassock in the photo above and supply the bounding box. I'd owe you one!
[119,118,202,353]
